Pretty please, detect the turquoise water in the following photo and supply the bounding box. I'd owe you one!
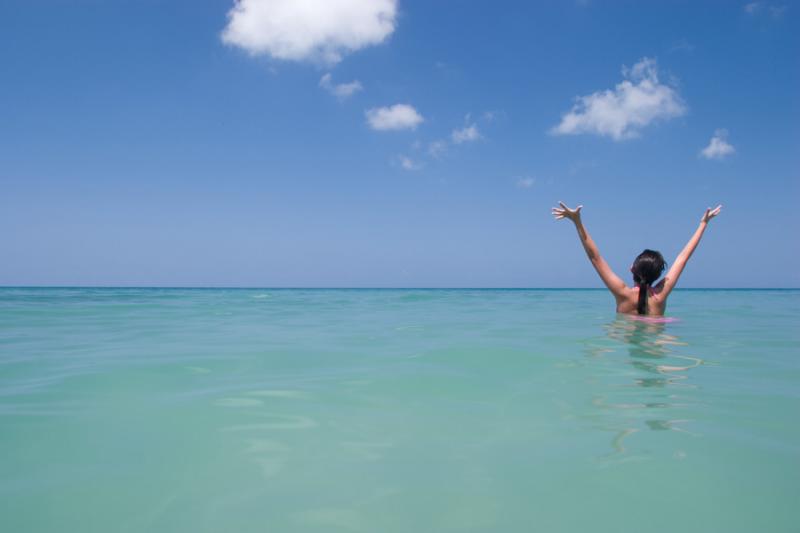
[1,288,798,532]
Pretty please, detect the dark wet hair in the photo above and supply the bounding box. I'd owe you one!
[632,249,667,315]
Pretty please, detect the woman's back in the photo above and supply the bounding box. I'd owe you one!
[615,284,668,316]
[552,202,721,317]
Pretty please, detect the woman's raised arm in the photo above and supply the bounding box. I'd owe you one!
[660,205,722,297]
[552,202,628,299]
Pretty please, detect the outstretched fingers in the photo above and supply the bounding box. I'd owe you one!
[701,204,722,223]
[552,201,583,221]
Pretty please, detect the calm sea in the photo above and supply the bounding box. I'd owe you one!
[1,288,798,532]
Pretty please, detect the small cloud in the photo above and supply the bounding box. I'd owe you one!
[700,129,735,160]
[744,2,787,17]
[398,155,422,171]
[669,38,695,53]
[365,104,424,131]
[769,4,788,17]
[319,73,363,100]
[481,110,506,122]
[516,177,536,189]
[221,0,398,65]
[551,57,686,141]
[451,123,481,144]
[744,1,762,14]
[433,61,459,75]
[428,139,448,158]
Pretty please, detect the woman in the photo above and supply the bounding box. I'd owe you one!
[552,202,722,316]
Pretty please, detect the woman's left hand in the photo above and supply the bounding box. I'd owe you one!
[701,204,722,223]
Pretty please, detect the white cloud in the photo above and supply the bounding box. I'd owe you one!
[700,129,735,160]
[365,104,424,131]
[221,0,398,65]
[451,123,481,144]
[551,57,686,141]
[319,73,363,99]
[770,5,788,17]
[744,2,787,17]
[516,177,535,189]
[398,155,422,171]
[669,38,694,53]
[744,2,762,13]
[428,139,447,158]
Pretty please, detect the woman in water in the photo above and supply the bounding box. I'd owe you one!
[552,202,722,316]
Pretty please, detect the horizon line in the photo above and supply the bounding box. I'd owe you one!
[1,286,797,291]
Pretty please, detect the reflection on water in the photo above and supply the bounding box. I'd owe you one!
[606,316,703,377]
[589,316,705,458]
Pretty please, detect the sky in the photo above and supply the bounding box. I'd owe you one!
[1,0,798,288]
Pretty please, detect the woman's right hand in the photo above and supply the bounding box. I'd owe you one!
[701,205,722,223]
[552,202,583,223]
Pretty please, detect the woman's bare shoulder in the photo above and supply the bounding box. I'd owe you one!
[651,280,669,300]
[615,288,639,313]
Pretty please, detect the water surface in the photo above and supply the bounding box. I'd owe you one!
[1,288,798,532]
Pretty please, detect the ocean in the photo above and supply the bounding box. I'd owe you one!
[1,288,797,532]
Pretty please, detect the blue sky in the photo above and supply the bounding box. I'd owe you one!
[1,0,797,287]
